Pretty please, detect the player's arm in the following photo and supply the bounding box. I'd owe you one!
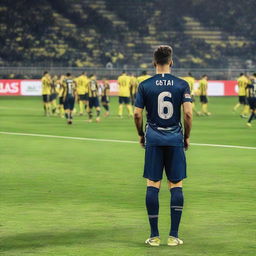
[134,107,145,148]
[183,102,192,150]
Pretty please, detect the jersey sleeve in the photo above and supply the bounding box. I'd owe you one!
[182,82,192,103]
[135,83,145,108]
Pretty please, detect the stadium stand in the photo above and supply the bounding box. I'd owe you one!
[0,0,255,69]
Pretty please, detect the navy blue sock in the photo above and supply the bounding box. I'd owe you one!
[248,112,255,123]
[146,186,159,237]
[104,104,109,111]
[170,187,184,238]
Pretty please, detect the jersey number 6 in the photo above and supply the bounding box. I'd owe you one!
[158,91,173,119]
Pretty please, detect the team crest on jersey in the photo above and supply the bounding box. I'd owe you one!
[184,94,191,98]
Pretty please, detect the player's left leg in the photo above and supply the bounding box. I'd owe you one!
[246,100,256,127]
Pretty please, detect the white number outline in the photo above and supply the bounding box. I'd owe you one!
[158,91,173,119]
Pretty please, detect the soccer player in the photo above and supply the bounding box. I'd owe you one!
[62,73,77,124]
[198,74,211,116]
[57,75,65,118]
[117,71,133,117]
[50,75,58,115]
[183,72,198,115]
[130,73,138,106]
[246,73,256,127]
[134,45,192,247]
[101,79,110,116]
[137,70,151,84]
[234,73,250,117]
[87,74,101,122]
[75,72,89,116]
[41,71,52,116]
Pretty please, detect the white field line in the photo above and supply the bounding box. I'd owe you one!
[0,131,256,150]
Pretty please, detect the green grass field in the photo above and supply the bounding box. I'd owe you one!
[0,96,255,256]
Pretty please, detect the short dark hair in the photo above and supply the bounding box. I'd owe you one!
[89,74,94,78]
[142,70,147,75]
[43,71,48,75]
[240,73,244,76]
[253,73,256,77]
[188,72,192,77]
[154,45,173,65]
[66,73,71,77]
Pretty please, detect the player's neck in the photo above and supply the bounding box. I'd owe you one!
[156,65,171,74]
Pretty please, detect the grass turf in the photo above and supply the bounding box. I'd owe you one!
[0,96,255,256]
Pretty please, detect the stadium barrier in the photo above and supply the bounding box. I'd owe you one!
[0,79,238,96]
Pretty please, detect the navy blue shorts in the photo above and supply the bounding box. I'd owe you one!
[64,96,75,110]
[101,95,109,103]
[144,146,187,182]
[78,94,87,101]
[239,96,246,104]
[42,94,50,103]
[50,93,57,101]
[89,97,100,108]
[119,96,130,104]
[59,96,64,105]
[248,98,256,110]
[200,95,208,103]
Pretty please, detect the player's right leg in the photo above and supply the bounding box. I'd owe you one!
[118,97,123,117]
[144,146,165,246]
[87,98,93,122]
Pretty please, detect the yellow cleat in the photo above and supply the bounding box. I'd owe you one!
[167,236,183,246]
[145,237,161,247]
[246,122,252,127]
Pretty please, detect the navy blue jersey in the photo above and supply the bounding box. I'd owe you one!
[135,73,192,146]
[246,79,256,98]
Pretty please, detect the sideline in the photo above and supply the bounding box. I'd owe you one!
[0,131,256,150]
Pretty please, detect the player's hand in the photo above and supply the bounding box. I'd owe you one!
[139,135,145,148]
[184,137,190,151]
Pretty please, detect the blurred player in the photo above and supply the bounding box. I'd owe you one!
[134,45,192,247]
[137,70,151,84]
[117,71,133,117]
[87,74,101,122]
[62,73,77,124]
[198,75,211,116]
[75,72,89,116]
[130,73,138,105]
[246,73,256,127]
[183,72,198,115]
[50,75,58,115]
[41,71,52,116]
[101,79,110,116]
[233,73,249,118]
[57,75,65,118]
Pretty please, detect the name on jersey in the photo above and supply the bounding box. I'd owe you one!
[156,80,174,86]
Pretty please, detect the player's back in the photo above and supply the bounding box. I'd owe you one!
[63,78,75,97]
[135,73,191,146]
[237,76,248,96]
[198,78,207,95]
[41,76,51,95]
[183,76,195,93]
[88,78,98,97]
[118,74,130,97]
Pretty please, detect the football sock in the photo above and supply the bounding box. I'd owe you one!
[234,103,240,111]
[84,104,88,111]
[248,112,255,123]
[127,105,133,116]
[170,187,184,238]
[118,105,123,116]
[69,112,73,120]
[96,110,100,117]
[79,101,84,113]
[43,105,47,114]
[146,186,159,238]
[103,104,109,111]
[242,105,250,115]
[65,113,68,119]
[88,111,93,119]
